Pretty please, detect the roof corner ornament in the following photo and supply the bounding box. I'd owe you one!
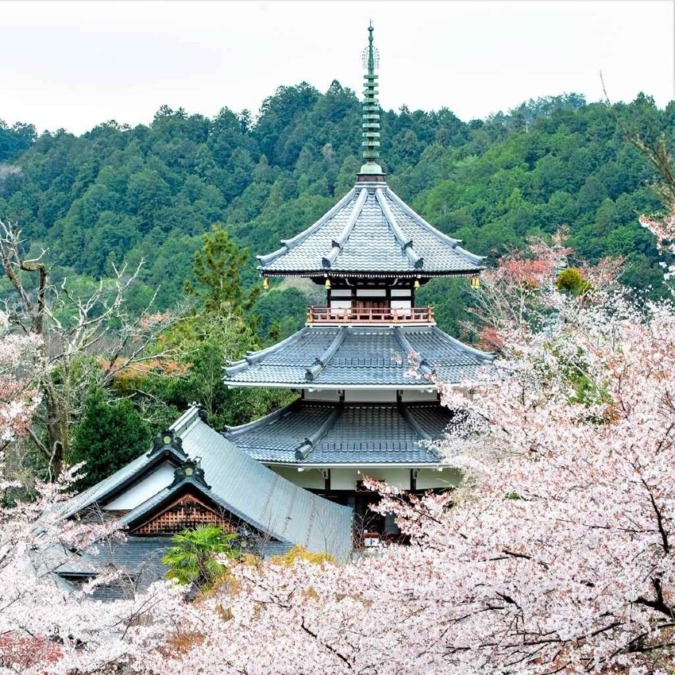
[170,457,211,490]
[358,22,384,178]
[148,429,186,458]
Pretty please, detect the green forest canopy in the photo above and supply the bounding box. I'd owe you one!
[0,83,673,337]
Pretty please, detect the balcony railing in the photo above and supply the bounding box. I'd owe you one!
[307,306,435,324]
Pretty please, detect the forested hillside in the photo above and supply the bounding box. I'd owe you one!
[0,84,672,335]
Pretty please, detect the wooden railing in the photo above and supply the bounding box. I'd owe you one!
[307,306,435,324]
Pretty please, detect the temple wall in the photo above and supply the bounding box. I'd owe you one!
[103,462,174,510]
[344,389,397,403]
[303,389,438,402]
[416,468,462,489]
[331,468,411,490]
[272,466,325,489]
[399,389,439,402]
[269,465,461,492]
[304,389,341,402]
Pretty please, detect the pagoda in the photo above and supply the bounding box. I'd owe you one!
[222,24,494,528]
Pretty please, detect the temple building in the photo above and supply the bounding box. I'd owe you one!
[53,25,492,587]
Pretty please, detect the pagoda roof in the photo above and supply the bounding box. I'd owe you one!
[257,183,484,278]
[225,324,495,389]
[63,406,353,562]
[223,400,457,465]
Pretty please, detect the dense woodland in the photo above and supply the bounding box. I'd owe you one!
[1,85,673,333]
[0,83,673,483]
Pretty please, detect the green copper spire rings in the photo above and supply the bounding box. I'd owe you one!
[360,22,383,175]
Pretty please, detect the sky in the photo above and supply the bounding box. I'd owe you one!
[2,0,674,135]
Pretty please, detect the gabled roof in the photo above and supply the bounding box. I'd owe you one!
[225,324,495,389]
[223,400,456,465]
[258,183,484,277]
[60,429,189,520]
[65,407,353,562]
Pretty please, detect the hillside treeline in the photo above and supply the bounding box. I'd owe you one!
[0,84,673,334]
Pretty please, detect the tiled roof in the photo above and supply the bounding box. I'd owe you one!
[63,407,353,563]
[258,183,484,277]
[223,401,456,465]
[225,324,495,388]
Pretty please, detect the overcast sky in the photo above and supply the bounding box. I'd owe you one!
[2,1,674,134]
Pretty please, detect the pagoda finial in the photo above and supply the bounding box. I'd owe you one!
[359,21,384,177]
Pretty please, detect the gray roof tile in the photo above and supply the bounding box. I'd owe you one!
[63,408,353,562]
[258,184,484,277]
[225,325,495,388]
[224,401,455,465]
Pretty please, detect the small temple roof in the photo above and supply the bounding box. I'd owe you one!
[223,400,457,465]
[225,324,495,389]
[64,406,353,562]
[258,184,484,278]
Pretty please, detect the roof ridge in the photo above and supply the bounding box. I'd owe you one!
[305,327,348,381]
[398,404,433,443]
[322,187,368,268]
[226,327,308,376]
[169,404,203,436]
[222,399,301,437]
[295,405,342,460]
[394,326,435,379]
[375,187,424,270]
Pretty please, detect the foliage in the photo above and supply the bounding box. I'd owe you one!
[555,266,587,293]
[1,252,674,673]
[132,262,674,674]
[162,525,239,589]
[123,305,294,430]
[184,224,259,314]
[268,545,335,567]
[69,388,152,490]
[0,219,175,477]
[0,120,36,162]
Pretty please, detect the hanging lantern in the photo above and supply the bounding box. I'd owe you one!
[263,277,270,290]
[325,278,331,290]
[413,278,420,290]
[470,275,480,289]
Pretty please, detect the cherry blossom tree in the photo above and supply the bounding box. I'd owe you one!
[0,219,176,478]
[0,310,170,675]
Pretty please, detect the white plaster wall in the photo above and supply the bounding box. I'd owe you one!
[331,467,411,490]
[330,300,351,310]
[344,389,397,403]
[400,389,438,402]
[416,468,462,489]
[268,466,460,491]
[356,289,386,297]
[391,289,412,297]
[304,389,341,402]
[103,462,175,511]
[271,466,325,489]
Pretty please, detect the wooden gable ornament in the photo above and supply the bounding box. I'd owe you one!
[131,459,236,536]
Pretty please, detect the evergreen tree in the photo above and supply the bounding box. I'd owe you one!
[70,389,152,489]
[184,224,259,314]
